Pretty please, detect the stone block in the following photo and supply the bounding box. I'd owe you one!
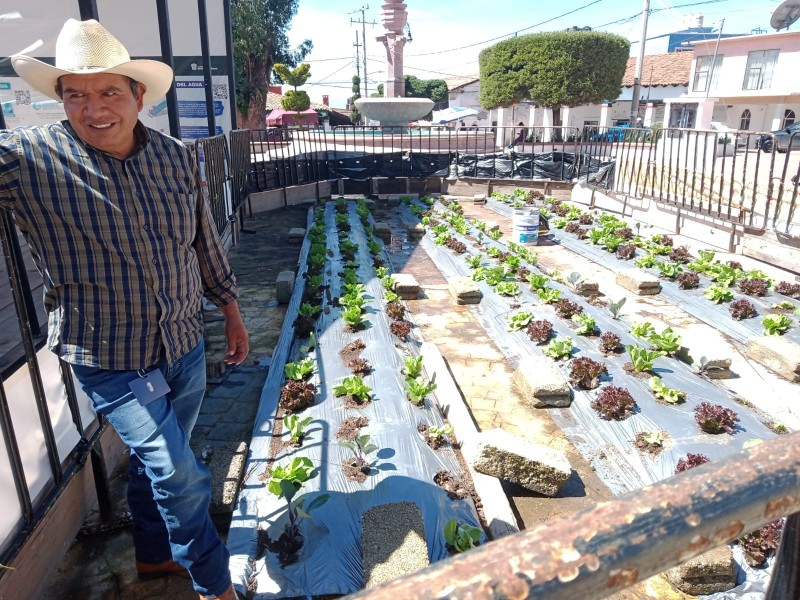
[393,273,420,300]
[470,428,571,496]
[362,502,428,589]
[407,222,426,239]
[571,280,599,296]
[276,271,295,304]
[486,221,501,233]
[615,268,661,295]
[473,193,487,204]
[511,360,571,408]
[449,277,481,305]
[374,222,392,244]
[676,347,732,379]
[197,441,249,514]
[288,227,306,243]
[666,546,736,595]
[746,336,800,382]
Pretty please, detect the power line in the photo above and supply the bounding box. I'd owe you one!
[404,0,607,57]
[596,0,729,28]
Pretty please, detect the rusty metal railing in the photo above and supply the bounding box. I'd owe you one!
[346,431,800,599]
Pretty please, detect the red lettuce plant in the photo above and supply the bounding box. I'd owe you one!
[568,357,608,389]
[652,234,673,246]
[591,386,637,420]
[669,246,692,263]
[614,227,634,240]
[774,281,800,299]
[738,278,769,297]
[674,452,710,474]
[554,299,583,319]
[526,320,553,344]
[616,244,636,260]
[599,331,622,354]
[729,298,757,320]
[677,272,700,289]
[279,381,317,413]
[386,301,406,320]
[694,402,739,434]
[516,266,531,282]
[390,319,413,340]
[739,520,784,567]
[445,237,467,254]
[579,213,594,225]
[727,260,743,270]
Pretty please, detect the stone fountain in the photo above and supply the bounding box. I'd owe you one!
[355,0,433,130]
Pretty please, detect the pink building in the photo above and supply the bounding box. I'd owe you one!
[667,30,800,133]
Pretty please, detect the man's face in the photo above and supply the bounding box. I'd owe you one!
[59,72,144,159]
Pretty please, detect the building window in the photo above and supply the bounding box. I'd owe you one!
[783,109,796,128]
[692,55,723,92]
[740,109,751,130]
[743,50,778,90]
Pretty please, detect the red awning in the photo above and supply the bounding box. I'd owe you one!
[266,108,319,126]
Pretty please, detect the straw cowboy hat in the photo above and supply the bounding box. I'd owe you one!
[11,19,173,104]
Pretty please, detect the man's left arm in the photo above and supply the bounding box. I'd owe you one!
[220,300,248,365]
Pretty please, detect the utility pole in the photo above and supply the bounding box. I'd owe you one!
[353,30,361,83]
[350,6,375,98]
[706,19,725,98]
[630,0,650,124]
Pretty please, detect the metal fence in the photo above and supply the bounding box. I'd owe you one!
[248,125,800,234]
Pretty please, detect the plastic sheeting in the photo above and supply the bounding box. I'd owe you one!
[324,151,450,181]
[227,202,481,599]
[454,151,611,182]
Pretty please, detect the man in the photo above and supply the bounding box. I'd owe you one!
[2,19,244,600]
[508,122,526,149]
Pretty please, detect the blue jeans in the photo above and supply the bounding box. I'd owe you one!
[72,339,231,597]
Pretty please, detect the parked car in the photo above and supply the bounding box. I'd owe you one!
[759,122,800,153]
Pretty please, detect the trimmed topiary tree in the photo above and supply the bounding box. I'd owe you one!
[478,31,629,110]
[274,62,312,111]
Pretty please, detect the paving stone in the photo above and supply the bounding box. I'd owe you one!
[387,195,402,207]
[287,227,306,243]
[469,428,572,496]
[746,335,800,382]
[511,360,572,408]
[200,395,235,414]
[407,222,426,238]
[194,413,220,428]
[204,421,250,442]
[362,502,428,589]
[374,221,392,243]
[393,273,420,300]
[276,270,295,304]
[665,546,736,595]
[615,268,661,295]
[449,276,482,305]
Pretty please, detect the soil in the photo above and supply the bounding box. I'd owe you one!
[347,357,372,375]
[293,315,316,338]
[341,394,371,409]
[338,339,366,364]
[342,457,370,483]
[433,470,469,500]
[337,416,370,440]
[634,431,669,456]
[622,363,654,379]
[417,423,445,450]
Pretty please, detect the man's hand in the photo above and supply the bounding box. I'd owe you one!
[220,301,249,365]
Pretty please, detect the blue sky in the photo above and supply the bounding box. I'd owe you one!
[287,0,786,108]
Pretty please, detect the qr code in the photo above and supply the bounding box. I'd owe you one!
[212,84,228,100]
[15,90,31,106]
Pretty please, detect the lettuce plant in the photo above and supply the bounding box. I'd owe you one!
[694,401,739,434]
[543,337,574,361]
[592,386,637,420]
[339,433,379,463]
[333,376,372,404]
[465,254,483,269]
[527,273,549,290]
[649,376,686,404]
[487,229,503,241]
[657,260,683,279]
[676,272,700,289]
[739,521,784,567]
[568,357,607,389]
[526,320,554,344]
[507,310,534,332]
[284,357,315,381]
[634,253,658,269]
[495,281,521,297]
[631,321,655,339]
[648,327,682,355]
[599,331,621,354]
[703,283,734,304]
[299,303,321,318]
[406,377,437,406]
[669,246,692,263]
[403,355,424,379]
[616,244,636,260]
[729,298,757,320]
[607,297,626,320]
[279,381,316,413]
[444,519,482,553]
[739,278,770,297]
[572,313,597,335]
[554,299,583,319]
[775,281,800,299]
[390,319,413,339]
[675,453,710,473]
[386,301,405,320]
[341,306,367,329]
[537,287,562,304]
[283,414,313,444]
[762,314,791,335]
[626,344,665,372]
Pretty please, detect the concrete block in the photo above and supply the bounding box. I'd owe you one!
[511,360,572,408]
[407,222,426,239]
[374,222,392,243]
[571,280,599,296]
[276,271,295,304]
[393,273,420,300]
[615,268,661,295]
[666,546,736,596]
[473,193,487,204]
[470,428,571,496]
[449,277,481,305]
[287,227,306,243]
[746,335,800,382]
[198,441,248,514]
[676,347,732,379]
[362,502,428,588]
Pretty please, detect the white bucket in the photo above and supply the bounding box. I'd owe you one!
[512,207,539,245]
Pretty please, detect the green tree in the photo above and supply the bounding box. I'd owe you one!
[350,75,361,125]
[404,75,448,110]
[232,0,312,129]
[479,31,629,110]
[273,63,311,111]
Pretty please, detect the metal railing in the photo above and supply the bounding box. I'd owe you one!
[347,431,800,599]
[247,125,800,234]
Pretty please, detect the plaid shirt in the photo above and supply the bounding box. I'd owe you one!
[0,120,238,370]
